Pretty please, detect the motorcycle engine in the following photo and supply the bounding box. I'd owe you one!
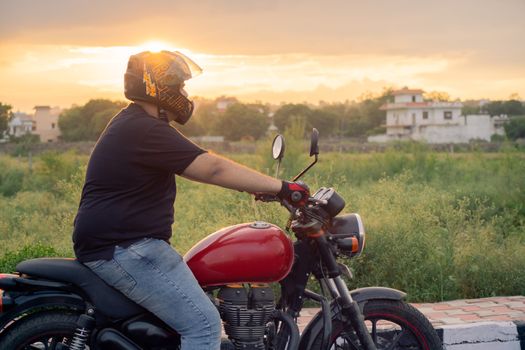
[218,284,275,350]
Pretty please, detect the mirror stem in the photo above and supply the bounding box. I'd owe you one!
[275,160,281,178]
[292,154,318,182]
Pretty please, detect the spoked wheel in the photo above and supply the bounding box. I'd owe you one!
[312,300,443,350]
[0,311,80,350]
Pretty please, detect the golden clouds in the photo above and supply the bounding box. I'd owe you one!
[1,43,524,112]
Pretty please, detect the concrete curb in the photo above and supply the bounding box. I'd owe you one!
[438,321,525,349]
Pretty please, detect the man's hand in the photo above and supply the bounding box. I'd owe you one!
[277,181,310,206]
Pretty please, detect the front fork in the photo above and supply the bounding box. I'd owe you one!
[315,235,377,350]
[320,277,376,350]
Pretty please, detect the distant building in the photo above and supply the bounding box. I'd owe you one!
[216,97,238,113]
[368,88,507,143]
[267,111,278,134]
[33,106,61,142]
[8,111,35,138]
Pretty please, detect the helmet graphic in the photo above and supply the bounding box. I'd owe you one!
[124,50,202,125]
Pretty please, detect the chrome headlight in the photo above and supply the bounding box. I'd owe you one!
[329,213,366,258]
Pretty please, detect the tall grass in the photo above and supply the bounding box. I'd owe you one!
[0,145,523,302]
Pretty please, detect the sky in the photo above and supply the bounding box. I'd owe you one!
[1,0,524,113]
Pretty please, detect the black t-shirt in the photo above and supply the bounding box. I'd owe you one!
[72,103,206,262]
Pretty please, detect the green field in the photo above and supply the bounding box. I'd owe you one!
[0,143,524,302]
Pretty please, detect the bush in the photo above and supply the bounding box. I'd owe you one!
[0,149,523,302]
[344,174,525,301]
[0,161,25,196]
[0,244,63,273]
[504,116,525,140]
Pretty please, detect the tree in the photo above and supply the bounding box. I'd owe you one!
[484,101,504,116]
[179,98,219,136]
[345,89,393,137]
[214,103,269,141]
[503,100,525,116]
[462,101,482,115]
[273,104,313,133]
[0,102,13,137]
[485,100,525,117]
[318,103,350,137]
[308,109,338,136]
[504,117,525,140]
[58,99,127,141]
[424,91,451,102]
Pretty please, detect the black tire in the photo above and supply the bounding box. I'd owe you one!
[0,310,80,350]
[311,299,443,350]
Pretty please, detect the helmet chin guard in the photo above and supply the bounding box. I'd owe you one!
[124,51,201,124]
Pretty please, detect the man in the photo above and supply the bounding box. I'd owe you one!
[72,50,309,350]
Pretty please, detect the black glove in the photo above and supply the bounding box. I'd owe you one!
[277,181,310,206]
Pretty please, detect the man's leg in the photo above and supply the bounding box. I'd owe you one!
[85,238,221,350]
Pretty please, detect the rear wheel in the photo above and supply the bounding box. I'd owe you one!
[0,310,80,350]
[312,299,442,350]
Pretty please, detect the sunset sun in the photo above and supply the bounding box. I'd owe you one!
[137,41,173,53]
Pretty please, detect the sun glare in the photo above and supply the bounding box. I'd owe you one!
[138,41,172,53]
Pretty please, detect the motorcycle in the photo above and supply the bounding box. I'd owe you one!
[0,129,442,350]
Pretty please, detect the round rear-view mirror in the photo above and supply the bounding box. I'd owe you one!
[310,128,319,157]
[272,134,285,160]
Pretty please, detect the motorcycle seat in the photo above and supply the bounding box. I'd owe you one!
[16,258,145,319]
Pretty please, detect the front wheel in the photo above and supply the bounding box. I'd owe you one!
[312,299,442,350]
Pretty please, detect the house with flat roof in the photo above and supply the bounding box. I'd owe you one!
[368,88,507,143]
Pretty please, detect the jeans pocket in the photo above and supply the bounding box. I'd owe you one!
[107,259,137,295]
[87,250,138,296]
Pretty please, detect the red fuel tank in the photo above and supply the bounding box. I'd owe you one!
[184,222,294,287]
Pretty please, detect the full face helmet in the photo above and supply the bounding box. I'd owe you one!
[124,50,202,124]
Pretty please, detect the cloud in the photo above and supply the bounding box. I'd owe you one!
[1,0,524,59]
[1,0,524,111]
[0,43,480,112]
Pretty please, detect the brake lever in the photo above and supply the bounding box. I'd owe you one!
[281,199,296,213]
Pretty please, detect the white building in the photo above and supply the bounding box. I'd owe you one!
[368,88,507,143]
[216,97,238,113]
[8,112,35,138]
[6,106,62,142]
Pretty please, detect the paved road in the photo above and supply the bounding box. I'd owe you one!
[298,296,525,329]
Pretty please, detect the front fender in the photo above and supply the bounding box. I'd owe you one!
[0,292,85,335]
[299,287,406,349]
[350,286,406,303]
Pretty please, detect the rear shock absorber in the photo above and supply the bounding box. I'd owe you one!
[69,313,95,350]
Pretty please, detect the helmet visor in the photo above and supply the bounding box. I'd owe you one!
[158,51,202,86]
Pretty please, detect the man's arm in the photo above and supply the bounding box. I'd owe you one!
[181,152,282,194]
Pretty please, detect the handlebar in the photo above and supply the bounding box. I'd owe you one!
[254,194,325,206]
[255,187,342,241]
[255,192,330,218]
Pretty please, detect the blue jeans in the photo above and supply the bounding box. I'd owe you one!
[84,238,221,350]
